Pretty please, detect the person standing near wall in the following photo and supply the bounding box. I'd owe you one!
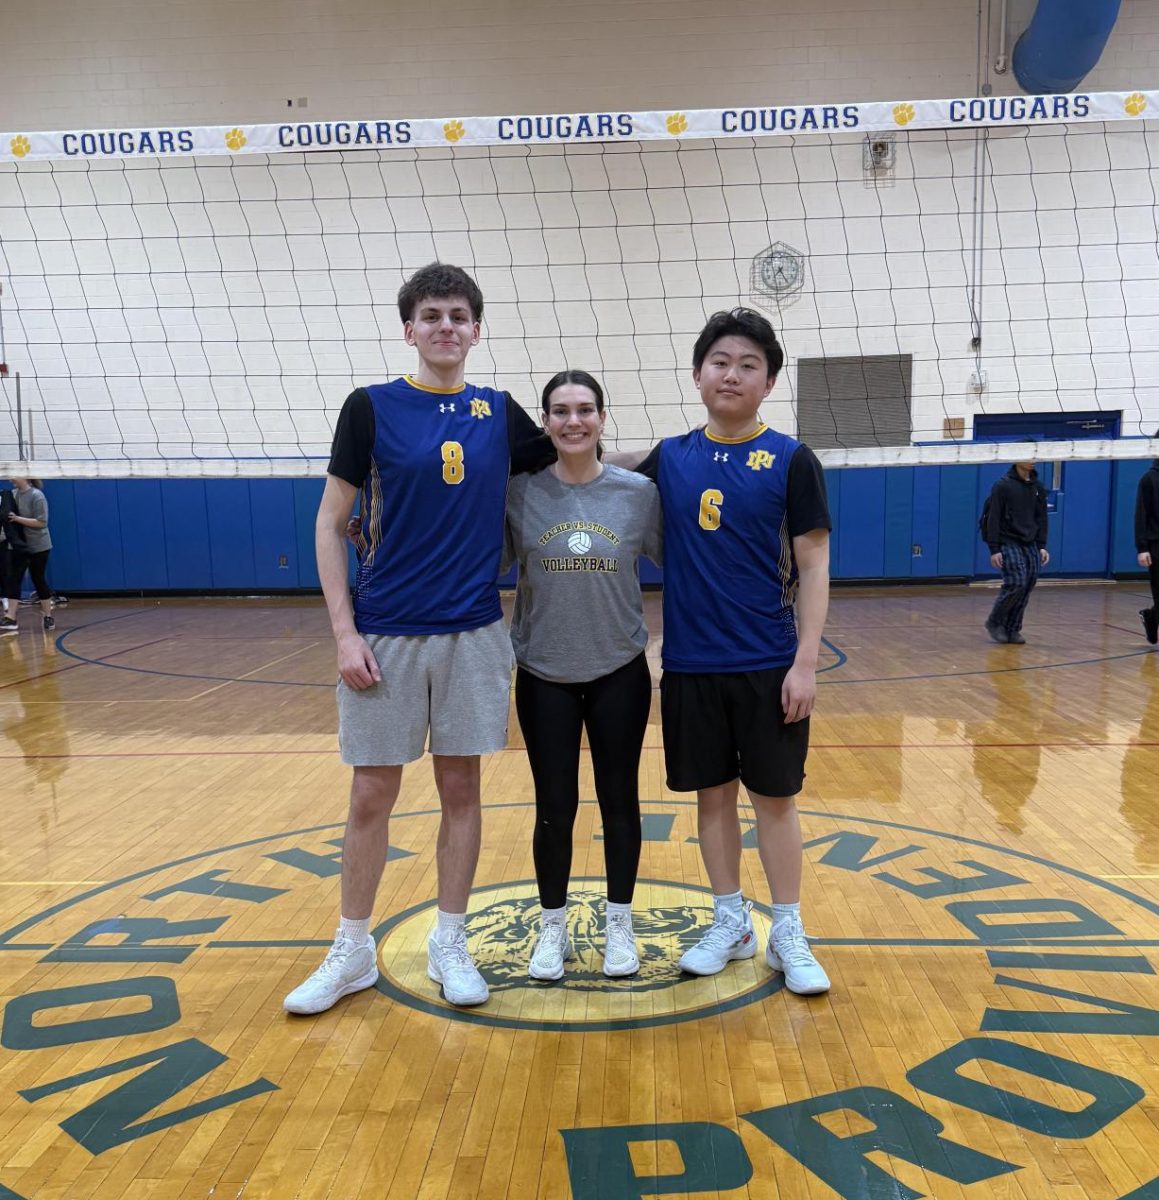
[3,478,55,634]
[984,461,1049,645]
[0,485,20,636]
[1136,440,1159,646]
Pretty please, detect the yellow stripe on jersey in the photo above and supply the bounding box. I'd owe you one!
[704,422,768,445]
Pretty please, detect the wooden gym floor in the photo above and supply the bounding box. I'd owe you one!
[1,581,1158,1199]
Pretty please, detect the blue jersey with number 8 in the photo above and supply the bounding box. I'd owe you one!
[351,377,512,635]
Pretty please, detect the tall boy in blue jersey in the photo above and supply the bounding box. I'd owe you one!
[285,263,552,1014]
[635,308,832,995]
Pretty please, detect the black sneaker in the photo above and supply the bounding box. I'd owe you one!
[42,615,55,633]
[1008,631,1026,644]
[1143,608,1159,646]
[985,620,1009,644]
[0,618,17,636]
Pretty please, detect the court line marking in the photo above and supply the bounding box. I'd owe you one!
[2,740,1157,762]
[0,634,176,691]
[50,607,1156,688]
[185,640,326,701]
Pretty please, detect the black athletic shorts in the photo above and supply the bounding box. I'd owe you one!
[660,666,809,797]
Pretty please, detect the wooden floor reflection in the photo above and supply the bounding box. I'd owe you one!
[1,582,1157,1199]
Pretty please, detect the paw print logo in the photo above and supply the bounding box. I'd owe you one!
[9,135,31,159]
[443,119,466,143]
[1125,92,1147,117]
[666,112,688,136]
[892,102,916,127]
[224,127,247,151]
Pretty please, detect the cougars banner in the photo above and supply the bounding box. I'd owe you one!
[3,90,1155,163]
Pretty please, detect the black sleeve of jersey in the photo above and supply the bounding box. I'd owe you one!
[635,444,662,482]
[327,388,374,486]
[507,393,556,475]
[786,444,832,538]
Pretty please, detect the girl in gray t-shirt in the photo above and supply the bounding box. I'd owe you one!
[504,370,662,984]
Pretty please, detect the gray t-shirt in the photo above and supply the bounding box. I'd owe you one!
[505,464,662,684]
[15,488,51,553]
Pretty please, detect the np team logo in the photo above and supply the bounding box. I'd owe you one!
[375,879,781,1030]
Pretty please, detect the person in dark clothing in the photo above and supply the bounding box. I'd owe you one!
[1136,443,1159,645]
[984,461,1050,644]
[0,487,21,636]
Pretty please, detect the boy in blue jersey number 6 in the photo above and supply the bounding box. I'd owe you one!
[634,307,832,995]
[284,263,553,1014]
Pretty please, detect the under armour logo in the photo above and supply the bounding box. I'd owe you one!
[714,451,729,462]
[439,403,456,414]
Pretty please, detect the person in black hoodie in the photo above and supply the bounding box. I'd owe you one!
[1136,440,1159,645]
[984,460,1050,644]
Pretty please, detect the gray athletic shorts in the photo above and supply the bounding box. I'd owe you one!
[337,619,514,766]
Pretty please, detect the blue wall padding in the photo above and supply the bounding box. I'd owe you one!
[204,481,256,590]
[28,458,1153,593]
[1058,461,1112,575]
[162,481,213,589]
[910,467,942,578]
[1012,0,1122,95]
[937,465,979,578]
[883,467,915,579]
[825,468,842,578]
[836,468,886,578]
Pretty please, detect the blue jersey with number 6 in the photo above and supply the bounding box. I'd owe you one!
[640,425,830,673]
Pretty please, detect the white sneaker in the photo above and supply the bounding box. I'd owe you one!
[767,911,831,995]
[427,930,489,1005]
[603,913,639,977]
[529,920,572,981]
[678,905,757,976]
[283,931,379,1014]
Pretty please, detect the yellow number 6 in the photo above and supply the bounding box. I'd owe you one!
[699,488,723,530]
[441,441,465,485]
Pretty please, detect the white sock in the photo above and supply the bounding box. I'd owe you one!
[606,900,633,924]
[540,904,567,926]
[771,902,800,935]
[713,890,744,922]
[339,916,370,943]
[435,909,467,943]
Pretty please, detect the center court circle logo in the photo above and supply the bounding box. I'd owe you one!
[567,531,592,554]
[4,804,1159,1088]
[4,803,1159,1196]
[373,879,782,1031]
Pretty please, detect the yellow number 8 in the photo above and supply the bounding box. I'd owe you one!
[699,488,723,530]
[441,441,465,485]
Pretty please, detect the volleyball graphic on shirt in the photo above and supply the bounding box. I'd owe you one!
[568,531,592,555]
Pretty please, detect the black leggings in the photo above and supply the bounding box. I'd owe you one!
[7,549,52,602]
[515,653,653,909]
